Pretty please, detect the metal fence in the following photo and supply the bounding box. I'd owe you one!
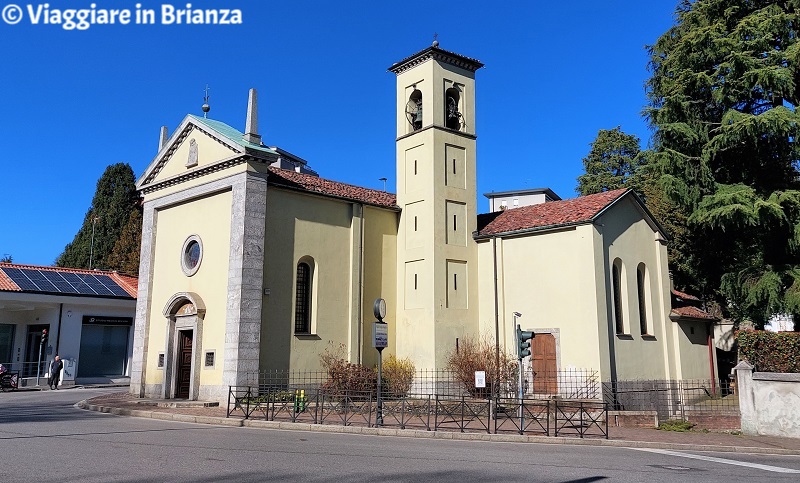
[255,368,601,399]
[602,378,739,421]
[228,368,609,439]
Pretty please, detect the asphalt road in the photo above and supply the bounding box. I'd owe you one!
[1,388,799,482]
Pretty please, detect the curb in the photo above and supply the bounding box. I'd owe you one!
[75,400,800,456]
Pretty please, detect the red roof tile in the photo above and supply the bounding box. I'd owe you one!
[671,289,701,302]
[477,189,628,236]
[0,267,18,291]
[267,168,398,209]
[671,306,717,321]
[0,263,137,298]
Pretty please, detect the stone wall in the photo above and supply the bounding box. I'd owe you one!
[735,361,800,438]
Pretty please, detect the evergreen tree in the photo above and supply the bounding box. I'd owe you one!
[56,163,140,271]
[0,254,11,263]
[646,0,800,325]
[576,127,647,196]
[106,208,142,276]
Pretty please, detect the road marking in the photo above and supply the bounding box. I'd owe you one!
[632,448,800,474]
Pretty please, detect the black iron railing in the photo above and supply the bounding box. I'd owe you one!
[227,385,608,439]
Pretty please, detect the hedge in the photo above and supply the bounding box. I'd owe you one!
[737,330,800,373]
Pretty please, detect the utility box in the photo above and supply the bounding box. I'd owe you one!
[62,358,76,382]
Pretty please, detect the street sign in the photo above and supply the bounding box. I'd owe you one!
[475,371,486,388]
[372,322,388,349]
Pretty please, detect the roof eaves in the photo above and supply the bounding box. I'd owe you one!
[473,219,590,240]
[593,190,671,241]
[266,177,400,211]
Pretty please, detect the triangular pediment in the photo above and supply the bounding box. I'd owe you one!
[136,115,277,193]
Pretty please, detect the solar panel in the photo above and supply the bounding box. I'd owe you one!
[83,275,115,296]
[41,271,79,294]
[94,274,132,297]
[1,268,132,298]
[26,270,59,292]
[2,268,39,291]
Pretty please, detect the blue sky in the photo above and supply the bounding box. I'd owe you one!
[0,0,678,267]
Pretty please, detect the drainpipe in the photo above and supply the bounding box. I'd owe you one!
[55,303,64,354]
[492,236,500,395]
[356,203,365,365]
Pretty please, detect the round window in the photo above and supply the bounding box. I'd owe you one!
[181,235,203,276]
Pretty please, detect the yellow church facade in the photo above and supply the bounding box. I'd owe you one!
[130,44,716,402]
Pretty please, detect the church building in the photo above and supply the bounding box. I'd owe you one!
[130,43,716,402]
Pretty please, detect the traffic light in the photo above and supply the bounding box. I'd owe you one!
[516,325,534,359]
[40,329,48,346]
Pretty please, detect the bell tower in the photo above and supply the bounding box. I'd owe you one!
[390,42,483,370]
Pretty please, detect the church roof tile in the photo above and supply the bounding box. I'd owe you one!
[267,168,398,209]
[476,188,628,236]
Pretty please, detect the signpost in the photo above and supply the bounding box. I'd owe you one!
[372,298,388,426]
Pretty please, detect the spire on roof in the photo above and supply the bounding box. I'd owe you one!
[243,88,262,145]
[159,126,168,150]
[202,85,210,118]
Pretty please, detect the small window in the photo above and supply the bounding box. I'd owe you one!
[612,261,624,334]
[414,216,418,231]
[204,351,215,368]
[453,214,457,231]
[452,159,456,174]
[414,273,418,290]
[295,261,313,334]
[157,353,165,368]
[454,273,458,290]
[414,160,417,175]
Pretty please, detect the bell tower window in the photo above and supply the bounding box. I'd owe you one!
[405,89,423,132]
[445,87,461,130]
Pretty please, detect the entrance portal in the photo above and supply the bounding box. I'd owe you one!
[175,330,193,399]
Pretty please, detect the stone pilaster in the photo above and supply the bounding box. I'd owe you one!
[130,202,157,398]
[223,172,267,388]
[735,360,756,435]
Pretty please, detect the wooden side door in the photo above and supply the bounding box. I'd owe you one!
[175,330,193,399]
[531,333,557,395]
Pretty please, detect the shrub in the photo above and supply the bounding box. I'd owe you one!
[382,354,415,397]
[446,335,517,398]
[320,343,376,395]
[737,330,800,373]
[657,419,695,432]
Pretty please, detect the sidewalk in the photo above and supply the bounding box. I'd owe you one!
[78,391,800,456]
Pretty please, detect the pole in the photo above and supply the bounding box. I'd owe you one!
[376,347,384,426]
[89,216,98,269]
[36,337,44,386]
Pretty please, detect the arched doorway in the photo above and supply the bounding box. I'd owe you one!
[162,292,206,400]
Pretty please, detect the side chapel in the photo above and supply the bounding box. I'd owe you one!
[130,43,716,402]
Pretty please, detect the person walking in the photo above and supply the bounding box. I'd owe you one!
[48,355,63,390]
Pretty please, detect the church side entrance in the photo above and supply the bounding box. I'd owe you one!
[531,333,557,394]
[175,329,193,399]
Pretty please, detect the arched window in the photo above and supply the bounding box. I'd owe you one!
[295,261,312,334]
[406,89,423,132]
[445,87,461,130]
[637,263,649,335]
[612,260,624,335]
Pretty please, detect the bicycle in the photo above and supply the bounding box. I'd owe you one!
[0,368,18,392]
